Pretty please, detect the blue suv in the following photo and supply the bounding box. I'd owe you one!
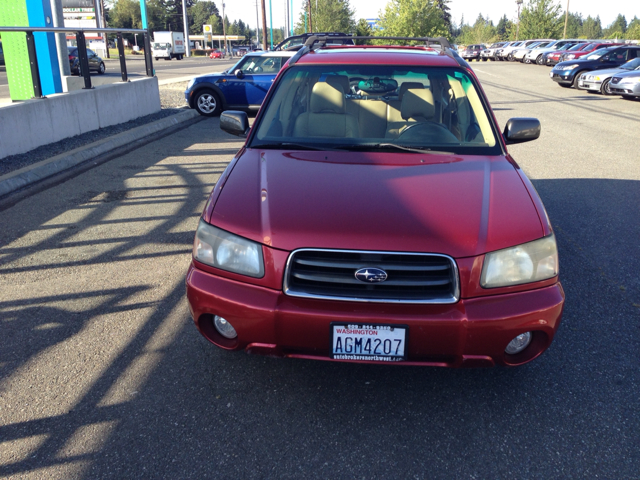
[185,51,295,116]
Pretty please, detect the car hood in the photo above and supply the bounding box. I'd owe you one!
[613,70,640,80]
[583,67,625,77]
[208,150,543,258]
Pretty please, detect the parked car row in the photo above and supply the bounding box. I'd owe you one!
[464,38,640,99]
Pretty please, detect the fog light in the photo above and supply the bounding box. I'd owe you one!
[213,316,237,339]
[505,332,532,355]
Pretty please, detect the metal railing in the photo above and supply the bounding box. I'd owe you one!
[0,27,154,98]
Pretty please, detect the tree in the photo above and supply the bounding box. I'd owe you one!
[563,12,583,38]
[581,15,602,39]
[434,0,452,36]
[496,15,512,40]
[626,17,640,40]
[294,0,356,34]
[457,14,498,45]
[376,0,449,42]
[604,14,627,39]
[518,0,563,40]
[355,18,372,45]
[188,0,222,35]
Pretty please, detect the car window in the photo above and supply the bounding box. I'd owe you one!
[87,49,96,57]
[253,64,499,154]
[585,48,612,60]
[620,58,640,70]
[235,55,282,74]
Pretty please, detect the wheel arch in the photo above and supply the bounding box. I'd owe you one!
[189,82,228,109]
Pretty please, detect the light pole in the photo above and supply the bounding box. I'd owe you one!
[222,1,228,55]
[182,0,190,57]
[516,0,523,41]
[134,33,138,47]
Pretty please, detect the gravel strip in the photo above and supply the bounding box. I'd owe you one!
[0,83,193,177]
[160,81,190,109]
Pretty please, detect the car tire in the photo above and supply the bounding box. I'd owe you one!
[572,72,583,88]
[482,58,487,61]
[98,62,105,75]
[507,53,514,61]
[155,57,159,61]
[536,55,544,65]
[178,54,183,60]
[194,89,221,117]
[600,78,613,96]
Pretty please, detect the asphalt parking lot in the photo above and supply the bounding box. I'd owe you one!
[0,61,638,478]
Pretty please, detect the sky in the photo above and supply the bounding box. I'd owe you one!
[218,0,638,34]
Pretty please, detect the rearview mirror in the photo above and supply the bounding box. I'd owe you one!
[220,111,250,137]
[235,69,245,79]
[503,118,541,145]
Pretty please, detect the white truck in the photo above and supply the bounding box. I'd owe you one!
[151,31,186,60]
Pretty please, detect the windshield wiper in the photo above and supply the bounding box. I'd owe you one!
[250,143,337,151]
[335,143,455,155]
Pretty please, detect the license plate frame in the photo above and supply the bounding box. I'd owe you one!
[330,323,408,362]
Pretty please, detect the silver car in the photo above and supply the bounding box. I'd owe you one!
[609,70,640,98]
[482,42,508,61]
[577,58,640,95]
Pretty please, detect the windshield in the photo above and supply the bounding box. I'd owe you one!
[252,64,499,155]
[621,58,640,70]
[586,48,613,60]
[234,55,283,74]
[152,43,169,49]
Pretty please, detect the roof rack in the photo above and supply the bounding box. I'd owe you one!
[288,35,466,68]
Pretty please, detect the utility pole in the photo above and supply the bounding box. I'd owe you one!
[182,0,190,57]
[516,0,523,41]
[308,0,312,33]
[563,0,570,39]
[261,0,268,50]
[269,0,273,49]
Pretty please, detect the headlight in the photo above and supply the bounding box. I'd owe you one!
[481,235,558,288]
[560,64,579,71]
[187,78,196,90]
[566,54,575,59]
[193,220,264,277]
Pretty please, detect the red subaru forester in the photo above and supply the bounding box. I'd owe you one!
[186,36,564,367]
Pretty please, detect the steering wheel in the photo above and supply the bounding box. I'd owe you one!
[397,122,460,144]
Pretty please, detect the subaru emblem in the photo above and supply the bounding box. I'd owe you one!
[355,268,388,283]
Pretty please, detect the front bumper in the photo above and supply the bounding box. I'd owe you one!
[550,70,575,84]
[610,83,640,96]
[186,264,565,367]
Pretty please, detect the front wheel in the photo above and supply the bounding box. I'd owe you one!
[572,72,583,88]
[98,62,105,75]
[600,78,613,95]
[194,89,221,117]
[507,53,514,61]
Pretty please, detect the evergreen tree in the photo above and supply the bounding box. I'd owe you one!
[457,14,498,45]
[563,12,583,38]
[496,15,512,40]
[355,18,372,45]
[604,14,627,38]
[581,15,602,39]
[434,0,452,36]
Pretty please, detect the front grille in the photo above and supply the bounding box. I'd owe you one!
[284,249,459,304]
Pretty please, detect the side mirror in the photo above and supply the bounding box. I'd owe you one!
[503,118,541,145]
[220,111,250,137]
[235,69,244,79]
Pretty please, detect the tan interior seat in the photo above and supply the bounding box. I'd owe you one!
[293,82,359,138]
[325,75,351,94]
[385,89,436,138]
[387,82,424,123]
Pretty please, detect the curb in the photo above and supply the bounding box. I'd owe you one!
[0,109,202,200]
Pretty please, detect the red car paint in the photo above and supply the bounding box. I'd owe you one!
[186,44,564,367]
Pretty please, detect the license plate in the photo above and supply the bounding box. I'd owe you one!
[331,323,407,362]
[581,83,590,88]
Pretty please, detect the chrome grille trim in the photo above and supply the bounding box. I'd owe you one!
[283,248,460,304]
